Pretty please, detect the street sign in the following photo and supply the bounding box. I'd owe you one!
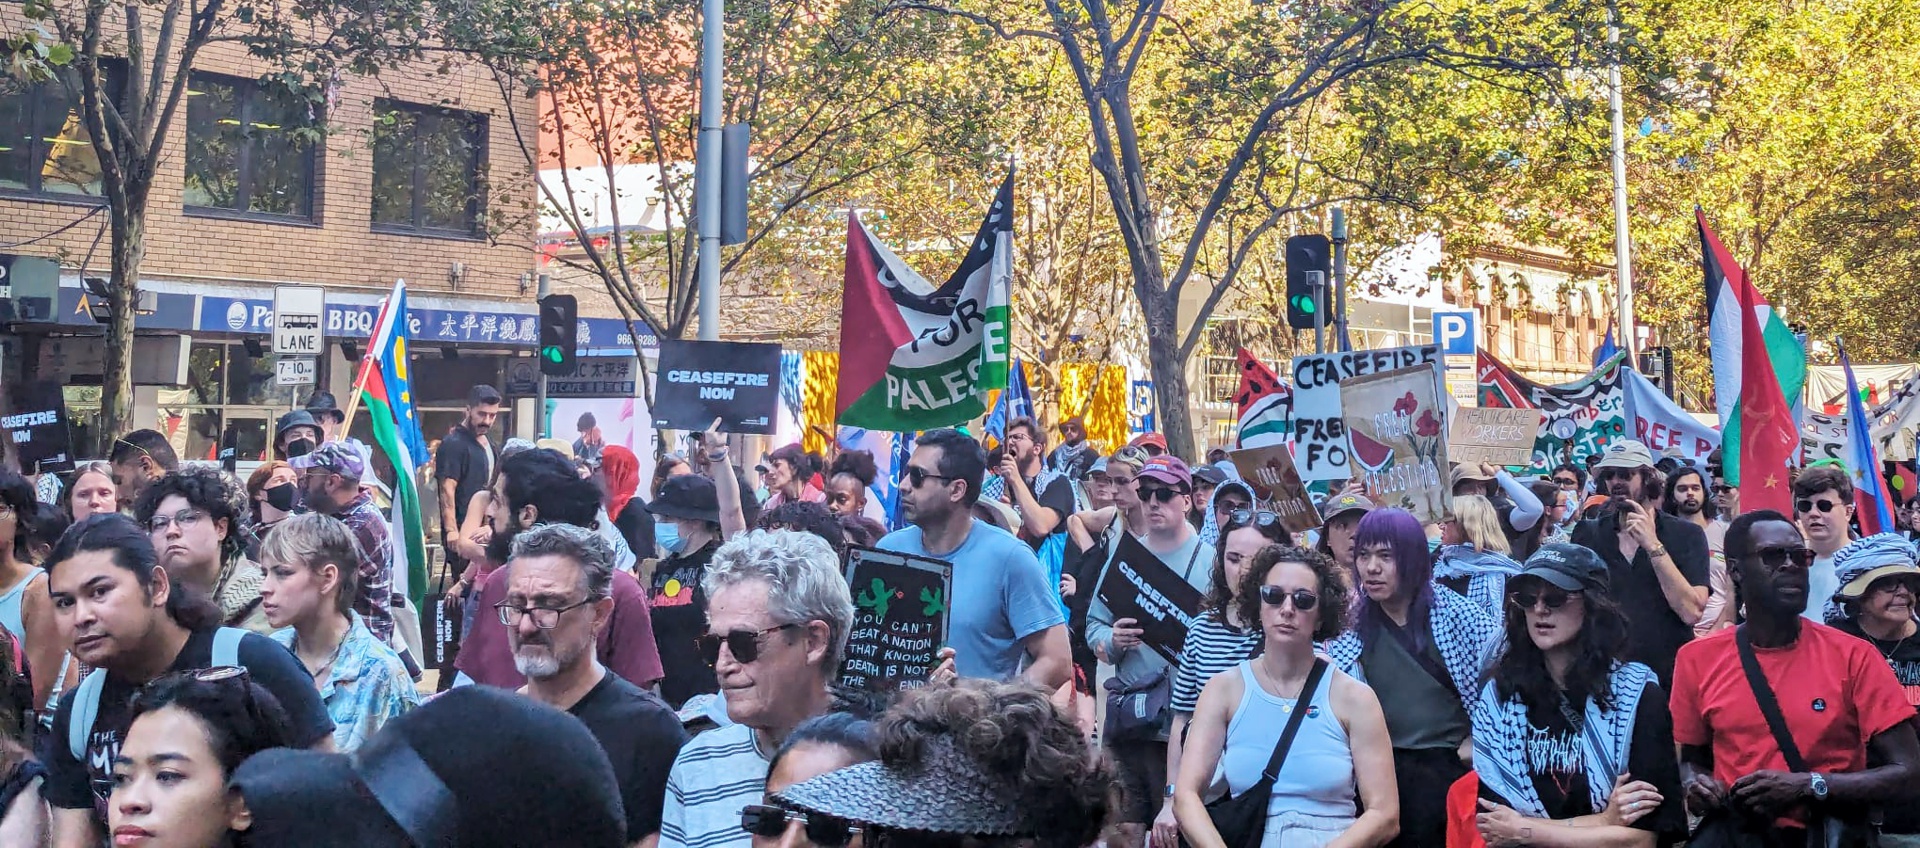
[272,285,325,355]
[275,357,317,386]
[1433,310,1478,356]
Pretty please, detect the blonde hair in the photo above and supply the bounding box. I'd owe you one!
[257,512,362,616]
[1451,495,1510,555]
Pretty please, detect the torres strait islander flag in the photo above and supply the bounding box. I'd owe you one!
[1840,343,1898,535]
[1233,349,1292,449]
[835,172,1012,431]
[355,281,432,610]
[1700,208,1803,512]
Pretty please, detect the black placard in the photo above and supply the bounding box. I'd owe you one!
[2,381,73,473]
[1095,534,1205,665]
[652,339,782,434]
[840,546,952,692]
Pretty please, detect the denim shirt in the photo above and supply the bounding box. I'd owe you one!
[271,612,420,752]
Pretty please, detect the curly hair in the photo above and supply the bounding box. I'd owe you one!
[828,450,879,488]
[758,500,847,561]
[1488,575,1632,712]
[875,680,1111,848]
[132,466,250,561]
[1200,512,1291,622]
[129,669,296,777]
[1235,545,1350,642]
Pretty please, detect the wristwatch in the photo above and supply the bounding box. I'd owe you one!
[1164,783,1177,799]
[1810,772,1829,801]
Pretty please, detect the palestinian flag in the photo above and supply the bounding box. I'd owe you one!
[1233,349,1291,448]
[835,172,1012,431]
[354,281,431,610]
[1700,208,1803,509]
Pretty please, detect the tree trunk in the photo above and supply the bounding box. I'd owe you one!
[100,208,145,439]
[1141,289,1198,459]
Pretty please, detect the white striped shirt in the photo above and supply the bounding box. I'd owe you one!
[658,723,766,848]
[1170,614,1262,713]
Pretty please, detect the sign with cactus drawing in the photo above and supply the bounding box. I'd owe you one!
[841,546,953,692]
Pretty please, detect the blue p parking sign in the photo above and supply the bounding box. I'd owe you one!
[1433,310,1478,356]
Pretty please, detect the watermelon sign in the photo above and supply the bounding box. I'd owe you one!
[1290,345,1441,481]
[1339,364,1451,523]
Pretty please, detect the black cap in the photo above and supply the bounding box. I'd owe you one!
[1191,464,1229,487]
[275,409,320,441]
[648,474,721,522]
[1519,543,1610,593]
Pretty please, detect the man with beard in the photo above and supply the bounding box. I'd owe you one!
[1571,439,1710,686]
[1794,463,1858,624]
[436,385,502,625]
[1667,465,1734,633]
[291,441,398,646]
[505,522,686,848]
[985,416,1076,551]
[453,448,663,691]
[1047,414,1098,481]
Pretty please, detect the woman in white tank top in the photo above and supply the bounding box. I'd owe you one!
[1174,544,1400,848]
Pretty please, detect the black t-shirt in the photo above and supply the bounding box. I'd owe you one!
[1833,620,1920,834]
[1479,681,1686,845]
[650,540,719,708]
[614,499,658,562]
[39,627,334,818]
[1022,473,1077,551]
[569,670,689,841]
[434,424,495,531]
[1570,512,1710,687]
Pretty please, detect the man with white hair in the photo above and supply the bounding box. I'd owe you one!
[657,529,856,848]
[507,522,687,847]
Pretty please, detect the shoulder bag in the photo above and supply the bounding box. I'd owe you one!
[1734,626,1881,848]
[1183,658,1329,848]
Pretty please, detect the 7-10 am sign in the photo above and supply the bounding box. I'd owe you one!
[273,285,326,356]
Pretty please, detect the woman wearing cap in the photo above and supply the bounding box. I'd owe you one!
[1434,495,1523,621]
[1323,508,1500,847]
[1467,542,1685,848]
[773,679,1113,848]
[647,474,726,708]
[1176,544,1398,848]
[1314,492,1372,570]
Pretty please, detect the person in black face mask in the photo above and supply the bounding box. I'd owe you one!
[275,410,323,460]
[246,460,303,545]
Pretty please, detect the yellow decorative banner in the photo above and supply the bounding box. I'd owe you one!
[801,350,840,454]
[1059,364,1128,454]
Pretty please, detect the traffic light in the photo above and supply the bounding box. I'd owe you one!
[1284,235,1331,331]
[538,294,578,376]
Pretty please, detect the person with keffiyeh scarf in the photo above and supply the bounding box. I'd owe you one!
[1435,495,1524,621]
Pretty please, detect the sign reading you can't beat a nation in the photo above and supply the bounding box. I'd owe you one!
[840,547,953,692]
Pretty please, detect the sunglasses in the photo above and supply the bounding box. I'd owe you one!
[1138,486,1189,504]
[1257,584,1319,611]
[1510,587,1581,610]
[904,466,954,488]
[698,623,802,667]
[1751,545,1816,569]
[1228,509,1281,528]
[1795,498,1843,514]
[741,804,862,847]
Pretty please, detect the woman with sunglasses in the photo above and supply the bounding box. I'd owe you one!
[1468,542,1685,848]
[743,713,879,847]
[1150,508,1292,847]
[1435,495,1523,621]
[1323,507,1500,847]
[1827,533,1920,702]
[1176,544,1398,848]
[108,667,297,848]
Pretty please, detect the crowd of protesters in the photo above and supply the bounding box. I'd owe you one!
[0,383,1918,848]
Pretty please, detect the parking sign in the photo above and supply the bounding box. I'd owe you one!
[1433,310,1478,356]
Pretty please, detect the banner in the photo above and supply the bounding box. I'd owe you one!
[1233,348,1292,449]
[1290,345,1441,481]
[1449,407,1542,468]
[1095,534,1205,664]
[1227,443,1320,533]
[834,173,1012,431]
[1,381,73,473]
[1622,369,1720,465]
[1478,350,1629,472]
[653,339,782,434]
[840,546,952,692]
[1340,364,1451,523]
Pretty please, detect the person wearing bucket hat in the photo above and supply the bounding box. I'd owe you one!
[231,684,627,848]
[648,473,725,708]
[1466,542,1686,846]
[274,409,324,460]
[772,679,1113,848]
[303,390,346,439]
[1828,533,1920,693]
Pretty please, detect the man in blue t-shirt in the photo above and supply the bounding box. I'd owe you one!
[879,428,1071,687]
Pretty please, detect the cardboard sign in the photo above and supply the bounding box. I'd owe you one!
[1095,534,1205,665]
[1290,345,1441,480]
[2,381,74,473]
[1449,407,1543,467]
[653,339,782,434]
[840,546,952,692]
[1339,364,1451,523]
[1228,443,1321,534]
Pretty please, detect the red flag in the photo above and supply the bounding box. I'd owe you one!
[1733,277,1799,515]
[833,213,916,418]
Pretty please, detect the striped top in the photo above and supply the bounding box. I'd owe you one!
[659,722,767,848]
[1171,614,1263,713]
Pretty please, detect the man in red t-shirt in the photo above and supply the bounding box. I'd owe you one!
[1672,509,1920,841]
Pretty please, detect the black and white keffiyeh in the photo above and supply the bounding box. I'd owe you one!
[1434,545,1523,622]
[1322,584,1501,698]
[1471,661,1655,818]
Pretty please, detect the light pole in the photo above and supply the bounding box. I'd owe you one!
[1607,0,1635,361]
[695,0,724,342]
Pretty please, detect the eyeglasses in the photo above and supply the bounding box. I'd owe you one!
[1257,584,1319,611]
[1552,476,1579,487]
[495,598,596,629]
[147,509,210,535]
[1510,587,1581,610]
[1712,484,1734,494]
[740,804,862,847]
[698,623,803,667]
[904,466,954,488]
[1228,509,1280,528]
[1750,545,1815,569]
[1112,446,1150,465]
[1795,497,1843,515]
[1138,486,1188,504]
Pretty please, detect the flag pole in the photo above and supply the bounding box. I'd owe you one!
[336,285,398,437]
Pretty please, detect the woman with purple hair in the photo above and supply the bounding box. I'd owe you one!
[1322,507,1500,847]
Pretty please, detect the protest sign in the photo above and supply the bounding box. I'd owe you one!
[1290,344,1441,480]
[1623,369,1720,464]
[1340,364,1450,523]
[2,381,74,473]
[1095,534,1206,665]
[1478,350,1629,471]
[1228,443,1320,533]
[653,339,782,434]
[1449,407,1542,468]
[840,546,952,692]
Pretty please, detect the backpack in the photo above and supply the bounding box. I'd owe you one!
[67,627,248,761]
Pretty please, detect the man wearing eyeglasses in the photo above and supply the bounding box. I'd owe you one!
[505,522,687,848]
[1793,464,1858,625]
[985,416,1076,553]
[1670,510,1920,843]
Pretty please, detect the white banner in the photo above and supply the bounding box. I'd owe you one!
[1622,369,1720,465]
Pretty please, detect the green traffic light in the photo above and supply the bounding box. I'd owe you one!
[543,346,564,363]
[1292,296,1316,314]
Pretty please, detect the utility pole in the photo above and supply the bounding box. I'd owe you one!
[1331,207,1350,352]
[695,0,724,342]
[1607,0,1635,362]
[536,273,551,438]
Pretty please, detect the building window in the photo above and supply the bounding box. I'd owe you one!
[370,101,485,236]
[0,77,109,198]
[184,73,317,220]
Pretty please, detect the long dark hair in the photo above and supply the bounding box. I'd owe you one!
[1201,513,1291,622]
[1489,578,1631,711]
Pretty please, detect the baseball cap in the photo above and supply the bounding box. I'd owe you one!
[1129,433,1168,454]
[1519,543,1610,593]
[534,438,575,459]
[1593,440,1654,471]
[289,439,368,479]
[1136,455,1192,490]
[1088,456,1110,476]
[1321,493,1374,521]
[1191,464,1229,488]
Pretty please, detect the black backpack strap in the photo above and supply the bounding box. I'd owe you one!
[1735,625,1808,772]
[1260,658,1330,781]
